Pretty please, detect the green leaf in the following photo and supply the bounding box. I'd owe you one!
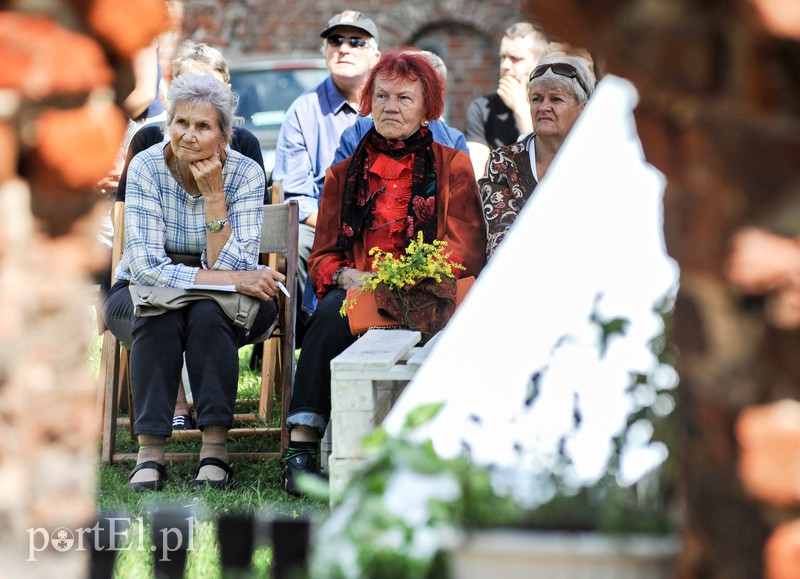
[402,402,445,430]
[363,427,388,449]
[295,472,331,500]
[596,316,630,355]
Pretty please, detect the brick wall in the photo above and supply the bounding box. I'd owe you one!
[0,1,167,574]
[179,0,535,133]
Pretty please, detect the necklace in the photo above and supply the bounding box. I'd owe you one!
[171,156,186,188]
[172,157,201,197]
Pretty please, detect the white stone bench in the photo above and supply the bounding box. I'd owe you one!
[328,328,439,504]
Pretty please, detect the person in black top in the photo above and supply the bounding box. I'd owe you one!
[464,22,552,178]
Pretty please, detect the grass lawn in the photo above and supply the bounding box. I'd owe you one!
[87,333,329,577]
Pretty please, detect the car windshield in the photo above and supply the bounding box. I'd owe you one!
[231,68,328,129]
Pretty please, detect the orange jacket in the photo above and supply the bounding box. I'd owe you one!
[309,143,487,299]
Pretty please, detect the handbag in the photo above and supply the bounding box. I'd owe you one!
[128,285,265,334]
[347,276,475,336]
[346,287,404,335]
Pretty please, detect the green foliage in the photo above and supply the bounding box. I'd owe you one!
[311,430,464,578]
[402,402,445,430]
[339,232,465,316]
[515,474,675,534]
[590,297,631,356]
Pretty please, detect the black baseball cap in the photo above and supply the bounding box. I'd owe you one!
[319,10,379,44]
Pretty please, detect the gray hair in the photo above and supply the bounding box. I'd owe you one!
[421,50,447,81]
[172,40,230,83]
[528,52,596,103]
[166,72,238,142]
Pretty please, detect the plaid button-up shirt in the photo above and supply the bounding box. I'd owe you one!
[115,142,266,288]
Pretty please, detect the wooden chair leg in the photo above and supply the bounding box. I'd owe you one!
[259,336,279,421]
[122,349,135,439]
[100,332,121,464]
[95,335,110,433]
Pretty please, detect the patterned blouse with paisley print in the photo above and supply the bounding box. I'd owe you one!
[478,133,538,259]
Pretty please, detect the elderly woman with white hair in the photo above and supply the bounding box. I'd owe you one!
[103,72,285,491]
[478,52,596,259]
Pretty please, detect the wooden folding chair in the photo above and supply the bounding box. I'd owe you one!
[260,182,286,420]
[98,197,299,462]
[98,201,130,463]
[253,195,298,454]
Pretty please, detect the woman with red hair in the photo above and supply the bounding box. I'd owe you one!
[282,48,487,495]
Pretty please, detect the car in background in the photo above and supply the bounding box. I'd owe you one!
[229,54,328,183]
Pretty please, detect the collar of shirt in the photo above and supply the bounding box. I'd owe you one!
[323,76,358,115]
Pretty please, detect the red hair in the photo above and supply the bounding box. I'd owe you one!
[358,47,445,121]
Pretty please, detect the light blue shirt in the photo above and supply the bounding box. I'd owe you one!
[115,142,266,288]
[271,75,358,222]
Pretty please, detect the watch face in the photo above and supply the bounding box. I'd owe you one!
[206,219,227,232]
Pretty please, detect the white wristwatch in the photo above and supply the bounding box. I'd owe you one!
[205,218,229,232]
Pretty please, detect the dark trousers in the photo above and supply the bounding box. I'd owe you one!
[286,288,355,437]
[103,280,277,436]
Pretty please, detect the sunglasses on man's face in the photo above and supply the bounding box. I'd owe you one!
[529,62,590,97]
[327,35,369,49]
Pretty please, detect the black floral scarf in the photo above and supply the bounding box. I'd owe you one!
[337,126,437,252]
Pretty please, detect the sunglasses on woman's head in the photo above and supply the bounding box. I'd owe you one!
[529,62,590,97]
[327,35,369,48]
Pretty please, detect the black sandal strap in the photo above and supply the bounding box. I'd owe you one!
[195,456,233,477]
[128,460,167,481]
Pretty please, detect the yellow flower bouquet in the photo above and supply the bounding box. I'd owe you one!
[340,232,466,339]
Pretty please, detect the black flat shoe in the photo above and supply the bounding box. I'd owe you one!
[192,457,234,490]
[282,451,320,497]
[126,461,167,492]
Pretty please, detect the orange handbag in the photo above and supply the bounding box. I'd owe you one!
[346,276,475,336]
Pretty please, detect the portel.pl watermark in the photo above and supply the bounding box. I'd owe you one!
[26,516,195,562]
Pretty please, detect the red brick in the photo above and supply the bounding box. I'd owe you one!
[736,400,800,505]
[0,120,16,182]
[32,104,127,190]
[750,0,800,39]
[765,520,800,579]
[0,14,113,98]
[86,0,168,59]
[180,1,520,134]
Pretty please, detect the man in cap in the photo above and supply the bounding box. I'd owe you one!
[271,10,381,346]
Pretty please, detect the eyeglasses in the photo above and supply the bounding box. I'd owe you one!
[327,35,369,49]
[529,62,590,97]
